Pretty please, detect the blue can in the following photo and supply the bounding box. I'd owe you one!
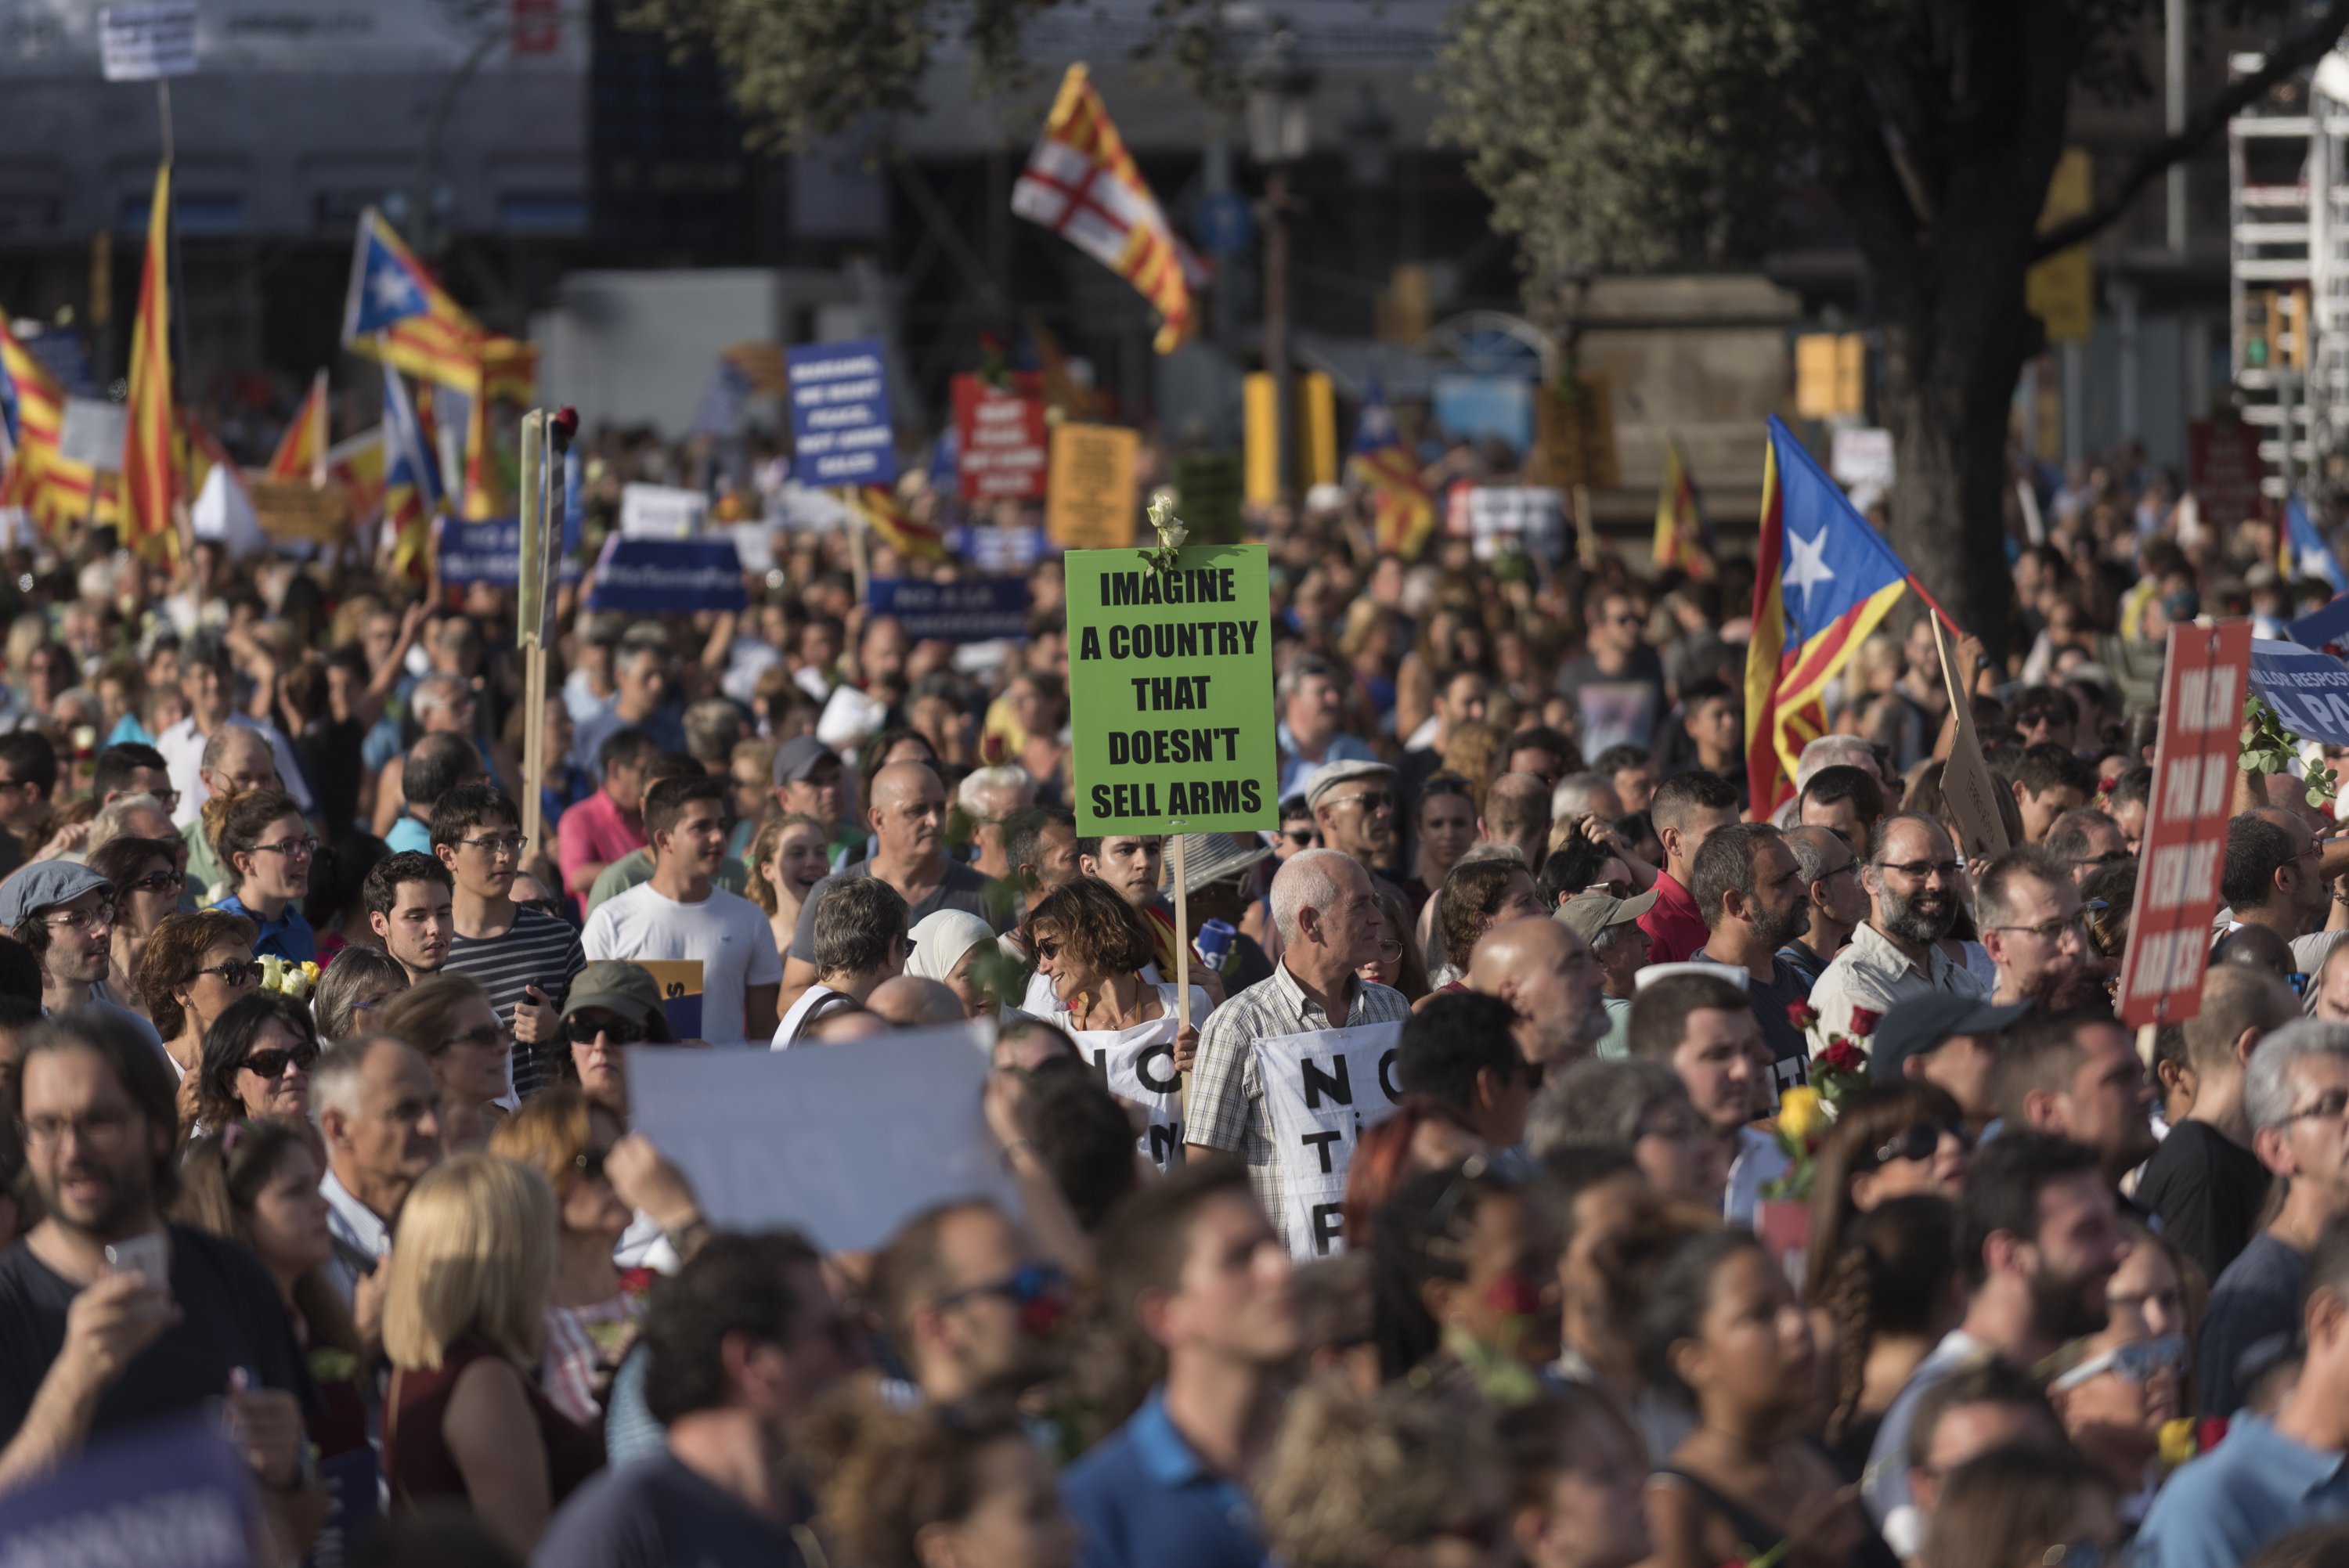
[1195,918,1236,969]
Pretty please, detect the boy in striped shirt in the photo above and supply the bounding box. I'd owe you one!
[433,781,586,1098]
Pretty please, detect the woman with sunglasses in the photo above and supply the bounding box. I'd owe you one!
[206,787,319,964]
[137,908,261,1130]
[1026,878,1204,1118]
[378,973,510,1151]
[1801,1081,1972,1305]
[2047,1222,2193,1529]
[490,1087,646,1429]
[557,960,675,1120]
[196,990,321,1136]
[89,834,182,1020]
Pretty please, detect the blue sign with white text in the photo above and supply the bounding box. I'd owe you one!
[0,1417,258,1566]
[437,516,583,588]
[868,577,1030,642]
[587,537,749,614]
[2289,596,2349,657]
[2250,636,2349,748]
[786,337,898,487]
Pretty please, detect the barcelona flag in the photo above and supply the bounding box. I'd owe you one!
[1651,436,1716,580]
[2282,496,2349,596]
[1350,379,1434,559]
[1744,416,1915,815]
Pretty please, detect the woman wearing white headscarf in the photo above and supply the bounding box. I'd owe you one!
[904,909,1009,1021]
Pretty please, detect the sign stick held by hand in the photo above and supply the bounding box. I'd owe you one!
[1171,832,1189,1137]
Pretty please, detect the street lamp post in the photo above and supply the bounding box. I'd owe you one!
[1344,85,1392,337]
[1247,31,1315,499]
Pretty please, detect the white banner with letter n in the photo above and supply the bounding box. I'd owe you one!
[1073,1003,1196,1173]
[1253,1021,1404,1261]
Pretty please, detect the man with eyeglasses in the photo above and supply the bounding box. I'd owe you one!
[1557,588,1667,755]
[435,783,586,1098]
[91,742,175,815]
[154,636,312,829]
[869,1199,1067,1408]
[1808,813,1986,1056]
[1778,825,1868,989]
[1305,759,1406,908]
[1870,993,2030,1141]
[2200,1020,2349,1415]
[2043,808,2128,886]
[175,725,280,899]
[1979,845,2109,1011]
[2225,811,2340,977]
[0,863,164,1054]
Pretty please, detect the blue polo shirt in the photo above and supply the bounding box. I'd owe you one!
[211,896,317,964]
[1061,1387,1264,1568]
[2137,1415,2349,1568]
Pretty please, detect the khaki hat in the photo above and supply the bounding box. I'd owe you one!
[560,960,664,1026]
[1555,888,1658,947]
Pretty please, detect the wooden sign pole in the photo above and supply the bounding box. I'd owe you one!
[1171,832,1190,1143]
[517,411,549,864]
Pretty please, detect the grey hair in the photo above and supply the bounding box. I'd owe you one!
[1526,1058,1688,1162]
[313,947,411,1044]
[411,673,468,716]
[958,765,1035,813]
[88,791,170,854]
[1276,654,1340,702]
[1795,735,1876,791]
[2246,1018,2349,1130]
[1552,773,1611,824]
[813,875,911,978]
[1591,922,1636,954]
[309,1031,417,1124]
[1270,847,1355,946]
[1781,824,1838,886]
[199,720,269,773]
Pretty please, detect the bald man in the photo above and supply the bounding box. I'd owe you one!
[868,975,967,1028]
[782,761,995,1006]
[1467,915,1610,1070]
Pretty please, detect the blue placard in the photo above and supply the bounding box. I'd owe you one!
[0,1417,259,1566]
[587,537,749,614]
[309,1445,381,1568]
[868,577,1030,642]
[1194,191,1254,257]
[2289,596,2349,657]
[436,515,582,587]
[2251,636,2349,748]
[786,337,898,487]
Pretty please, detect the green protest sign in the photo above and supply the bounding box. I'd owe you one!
[1066,543,1277,834]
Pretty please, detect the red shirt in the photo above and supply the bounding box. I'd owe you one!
[1637,871,1710,965]
[556,789,647,914]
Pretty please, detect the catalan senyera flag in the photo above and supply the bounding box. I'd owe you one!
[266,369,330,484]
[0,316,99,534]
[852,484,947,562]
[1651,436,1716,581]
[1745,416,1915,816]
[1349,378,1435,559]
[120,164,179,558]
[1010,63,1195,354]
[2282,496,2349,596]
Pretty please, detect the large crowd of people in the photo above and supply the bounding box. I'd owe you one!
[0,438,2343,1568]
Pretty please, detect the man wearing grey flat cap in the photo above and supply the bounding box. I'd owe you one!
[0,862,166,1056]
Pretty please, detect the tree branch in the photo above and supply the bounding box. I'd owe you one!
[2033,0,2349,259]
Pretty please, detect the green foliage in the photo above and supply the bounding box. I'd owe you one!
[2244,695,2340,806]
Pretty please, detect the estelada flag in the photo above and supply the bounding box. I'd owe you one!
[1350,378,1434,559]
[266,369,330,484]
[1744,416,1914,815]
[852,485,947,563]
[120,163,179,559]
[1011,63,1196,353]
[1651,436,1716,580]
[341,207,539,399]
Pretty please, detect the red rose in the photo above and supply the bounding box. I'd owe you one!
[1785,1000,1820,1031]
[1847,1007,1882,1037]
[1820,1039,1866,1075]
[2197,1416,2231,1454]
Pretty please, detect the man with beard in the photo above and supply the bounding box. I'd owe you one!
[1809,813,1986,1056]
[2201,1020,2349,1414]
[1630,970,1785,1224]
[2,863,163,1053]
[1979,845,2109,1010]
[1689,823,1816,1097]
[1994,1008,2158,1191]
[1864,1133,2127,1549]
[1465,915,1611,1073]
[868,1199,1066,1408]
[0,1012,314,1545]
[2226,811,2339,976]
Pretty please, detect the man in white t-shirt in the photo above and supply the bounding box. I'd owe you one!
[584,774,781,1047]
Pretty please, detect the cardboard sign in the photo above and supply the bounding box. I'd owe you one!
[2116,621,2253,1028]
[2250,637,2349,748]
[0,1417,258,1565]
[785,338,897,487]
[247,478,349,543]
[625,1023,1016,1253]
[1932,615,2012,860]
[585,537,747,614]
[1535,373,1618,491]
[1073,1012,1186,1172]
[952,374,1048,501]
[1065,543,1279,834]
[619,482,707,539]
[99,0,197,80]
[867,577,1030,643]
[1254,1022,1405,1260]
[636,959,703,1041]
[1046,423,1139,548]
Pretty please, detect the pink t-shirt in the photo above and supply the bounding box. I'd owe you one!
[557,791,647,914]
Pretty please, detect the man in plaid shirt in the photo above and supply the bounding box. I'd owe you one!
[1185,849,1407,1251]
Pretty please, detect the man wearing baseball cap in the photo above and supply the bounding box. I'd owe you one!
[0,862,165,1054]
[772,736,857,864]
[1557,888,1656,1059]
[1868,991,2033,1139]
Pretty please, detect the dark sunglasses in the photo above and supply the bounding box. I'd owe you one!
[565,1014,651,1046]
[119,869,180,897]
[935,1261,1068,1312]
[199,959,259,988]
[1279,830,1319,847]
[2015,708,2069,728]
[573,1145,612,1182]
[1862,1120,1968,1170]
[240,1043,319,1080]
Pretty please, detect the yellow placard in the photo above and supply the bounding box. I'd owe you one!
[1243,373,1279,504]
[2027,148,2095,344]
[246,479,350,542]
[1299,371,1337,489]
[1045,422,1140,549]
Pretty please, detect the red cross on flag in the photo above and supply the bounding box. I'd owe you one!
[2116,619,2252,1029]
[1011,63,1197,354]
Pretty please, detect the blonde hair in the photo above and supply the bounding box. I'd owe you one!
[1439,719,1508,813]
[488,1086,591,1194]
[745,812,831,917]
[381,1152,556,1371]
[1256,1380,1502,1568]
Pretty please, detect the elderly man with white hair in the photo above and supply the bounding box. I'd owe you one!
[1773,734,1885,827]
[1187,847,1404,1253]
[956,764,1035,881]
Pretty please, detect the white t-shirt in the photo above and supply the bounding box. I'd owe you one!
[583,882,782,1047]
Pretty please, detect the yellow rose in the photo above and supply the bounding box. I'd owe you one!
[1777,1086,1827,1145]
[2159,1417,2199,1469]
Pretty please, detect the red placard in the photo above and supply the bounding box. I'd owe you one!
[2116,620,2252,1028]
[2188,419,2268,530]
[952,374,1048,501]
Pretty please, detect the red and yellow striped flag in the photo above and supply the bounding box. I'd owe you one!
[853,485,947,562]
[120,164,179,559]
[1651,437,1716,580]
[266,369,330,483]
[1010,64,1196,353]
[0,316,100,535]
